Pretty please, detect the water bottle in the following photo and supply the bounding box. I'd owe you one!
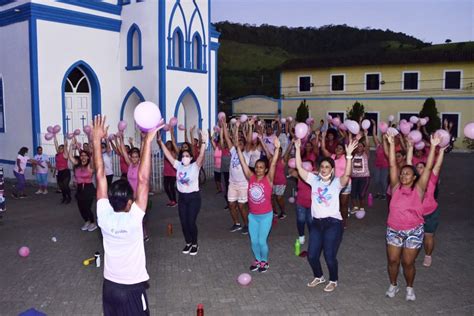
[95,251,101,268]
[196,303,204,316]
[294,239,301,256]
[368,193,373,207]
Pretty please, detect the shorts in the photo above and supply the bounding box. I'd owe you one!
[227,181,248,203]
[272,185,286,196]
[103,279,150,316]
[386,224,424,249]
[36,173,48,186]
[424,207,440,233]
[214,171,221,182]
[340,182,351,194]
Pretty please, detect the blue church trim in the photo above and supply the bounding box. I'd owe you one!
[189,0,207,71]
[126,24,143,71]
[191,32,203,70]
[0,3,121,32]
[61,61,101,133]
[283,96,474,101]
[0,0,15,6]
[208,0,211,130]
[57,0,122,16]
[120,87,145,120]
[173,87,203,135]
[29,17,40,152]
[158,0,167,139]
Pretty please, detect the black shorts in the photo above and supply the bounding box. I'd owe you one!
[103,279,150,316]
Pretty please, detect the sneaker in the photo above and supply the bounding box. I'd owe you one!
[278,212,287,220]
[380,194,386,200]
[42,190,48,194]
[81,221,91,231]
[307,276,326,287]
[11,192,19,199]
[189,245,199,256]
[229,224,242,232]
[324,281,338,292]
[166,202,172,207]
[144,236,150,242]
[19,194,27,199]
[224,205,229,210]
[241,226,248,235]
[385,284,399,298]
[299,236,305,245]
[423,255,432,267]
[87,223,98,232]
[406,287,416,301]
[249,260,260,272]
[258,261,269,273]
[349,207,359,215]
[182,244,192,254]
[273,212,278,217]
[35,190,43,195]
[169,201,177,207]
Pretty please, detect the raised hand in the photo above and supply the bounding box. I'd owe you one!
[385,134,394,145]
[345,139,358,156]
[273,136,281,149]
[92,115,108,141]
[430,133,441,147]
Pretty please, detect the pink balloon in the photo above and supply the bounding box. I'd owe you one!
[400,119,408,125]
[419,118,427,126]
[218,112,226,121]
[213,126,221,133]
[47,126,54,133]
[302,161,313,171]
[118,120,127,131]
[252,132,258,142]
[44,133,54,141]
[331,117,341,127]
[18,246,30,257]
[400,122,411,135]
[338,123,347,131]
[169,117,178,127]
[347,120,360,135]
[108,134,115,141]
[355,210,366,219]
[66,133,74,140]
[288,196,295,204]
[387,127,399,137]
[252,115,257,121]
[434,129,450,147]
[240,114,248,123]
[415,141,425,150]
[378,121,388,133]
[73,129,81,136]
[288,158,296,169]
[327,115,333,120]
[408,122,414,129]
[83,125,91,134]
[230,118,237,124]
[409,116,419,124]
[388,115,394,122]
[163,124,170,131]
[280,118,286,124]
[464,122,474,139]
[237,273,252,286]
[134,101,162,131]
[178,124,186,131]
[295,123,309,139]
[424,117,430,123]
[75,142,82,150]
[287,116,293,122]
[305,117,314,125]
[53,125,61,134]
[361,119,371,130]
[407,130,422,144]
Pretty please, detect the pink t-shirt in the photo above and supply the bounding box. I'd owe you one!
[273,159,287,185]
[75,167,92,184]
[331,154,346,177]
[55,153,68,171]
[163,158,176,177]
[388,186,425,230]
[214,146,222,169]
[412,155,427,166]
[422,173,438,215]
[248,175,273,215]
[127,163,139,193]
[375,145,389,168]
[120,156,129,174]
[296,177,312,209]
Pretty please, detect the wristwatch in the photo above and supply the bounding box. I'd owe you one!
[346,155,353,159]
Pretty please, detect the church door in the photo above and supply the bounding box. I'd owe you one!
[64,67,92,134]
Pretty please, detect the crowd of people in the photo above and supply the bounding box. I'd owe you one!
[9,113,453,313]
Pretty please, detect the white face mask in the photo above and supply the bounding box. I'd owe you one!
[181,156,191,166]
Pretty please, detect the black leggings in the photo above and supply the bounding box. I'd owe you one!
[76,183,95,223]
[57,169,71,200]
[178,191,201,245]
[222,172,230,204]
[164,176,176,202]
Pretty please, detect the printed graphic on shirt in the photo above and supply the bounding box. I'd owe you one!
[249,182,266,204]
[314,187,332,206]
[353,157,363,172]
[231,154,241,169]
[178,171,190,185]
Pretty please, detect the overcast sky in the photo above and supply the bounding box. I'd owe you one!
[211,0,473,44]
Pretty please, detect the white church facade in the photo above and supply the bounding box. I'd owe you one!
[0,0,220,176]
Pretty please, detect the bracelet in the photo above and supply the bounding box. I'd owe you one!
[346,155,353,159]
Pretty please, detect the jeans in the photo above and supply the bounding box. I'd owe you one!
[13,171,26,193]
[57,169,71,200]
[248,212,273,262]
[351,177,370,201]
[307,217,343,282]
[163,176,176,202]
[373,167,388,195]
[178,191,201,245]
[296,205,312,237]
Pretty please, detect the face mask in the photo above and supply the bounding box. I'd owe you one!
[182,157,191,166]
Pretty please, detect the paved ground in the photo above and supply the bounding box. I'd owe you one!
[0,153,473,316]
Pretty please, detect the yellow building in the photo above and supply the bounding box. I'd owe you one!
[279,43,474,149]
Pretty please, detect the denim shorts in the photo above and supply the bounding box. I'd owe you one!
[424,207,440,233]
[340,182,351,194]
[386,224,424,249]
[272,185,286,196]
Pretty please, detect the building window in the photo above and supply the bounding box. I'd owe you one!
[121,0,131,5]
[403,71,419,90]
[192,33,202,70]
[327,112,345,125]
[126,24,142,70]
[298,76,311,92]
[330,74,345,92]
[172,28,184,68]
[0,76,4,133]
[364,112,379,136]
[444,70,462,90]
[365,73,381,91]
[441,112,460,138]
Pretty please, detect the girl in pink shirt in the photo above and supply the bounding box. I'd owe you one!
[371,120,389,200]
[385,133,441,301]
[211,131,223,194]
[235,124,281,274]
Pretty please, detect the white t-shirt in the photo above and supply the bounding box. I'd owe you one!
[14,155,29,174]
[173,160,200,193]
[247,149,261,168]
[229,147,250,184]
[103,152,114,176]
[278,133,289,154]
[34,154,49,174]
[305,173,343,220]
[263,134,276,154]
[97,199,149,285]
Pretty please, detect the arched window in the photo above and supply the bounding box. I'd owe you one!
[126,24,143,70]
[172,28,184,68]
[192,33,202,70]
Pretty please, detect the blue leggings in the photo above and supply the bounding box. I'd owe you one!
[248,212,273,262]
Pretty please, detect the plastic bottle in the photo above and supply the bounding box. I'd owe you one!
[294,239,301,256]
[167,223,173,236]
[95,251,101,268]
[196,303,204,316]
[367,193,373,207]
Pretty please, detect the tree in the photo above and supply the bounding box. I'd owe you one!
[419,97,441,134]
[296,99,309,122]
[347,101,365,122]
